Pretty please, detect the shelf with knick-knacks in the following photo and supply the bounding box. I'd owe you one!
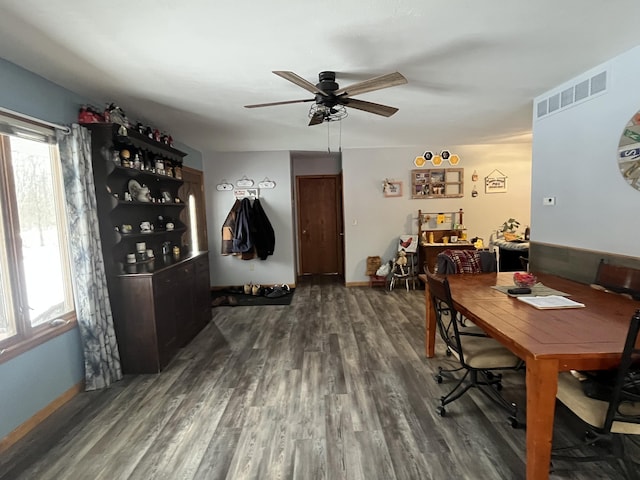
[418,209,469,243]
[417,208,472,273]
[411,168,464,199]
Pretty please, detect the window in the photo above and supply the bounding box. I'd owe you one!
[188,193,199,252]
[0,128,75,359]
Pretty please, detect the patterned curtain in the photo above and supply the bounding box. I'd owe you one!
[57,124,122,390]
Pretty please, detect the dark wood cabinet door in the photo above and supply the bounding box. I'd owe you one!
[153,270,178,369]
[193,253,211,328]
[174,262,195,347]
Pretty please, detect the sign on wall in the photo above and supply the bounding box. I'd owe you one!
[485,169,508,193]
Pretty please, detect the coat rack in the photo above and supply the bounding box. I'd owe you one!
[217,175,277,197]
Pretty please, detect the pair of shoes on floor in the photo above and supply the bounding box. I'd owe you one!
[264,284,291,298]
[225,286,244,295]
[212,295,238,307]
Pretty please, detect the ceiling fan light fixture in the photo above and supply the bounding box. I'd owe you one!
[308,103,348,123]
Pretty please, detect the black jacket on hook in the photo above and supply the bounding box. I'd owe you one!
[232,198,253,254]
[251,198,275,260]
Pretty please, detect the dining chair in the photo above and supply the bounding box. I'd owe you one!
[425,271,521,427]
[552,309,640,479]
[434,249,496,330]
[590,259,640,300]
[435,249,497,275]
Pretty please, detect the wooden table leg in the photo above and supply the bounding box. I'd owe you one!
[526,358,559,480]
[425,284,435,358]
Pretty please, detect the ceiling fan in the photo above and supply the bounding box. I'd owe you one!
[244,71,407,126]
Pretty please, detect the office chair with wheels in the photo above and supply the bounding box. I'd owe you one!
[426,271,521,427]
[552,309,640,479]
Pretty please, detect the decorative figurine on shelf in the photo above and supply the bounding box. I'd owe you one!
[78,105,103,123]
[120,149,131,167]
[133,154,141,170]
[153,129,161,142]
[155,215,166,230]
[128,179,151,203]
[105,102,129,127]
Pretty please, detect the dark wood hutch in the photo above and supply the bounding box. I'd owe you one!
[84,123,210,373]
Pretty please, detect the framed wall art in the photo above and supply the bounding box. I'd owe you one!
[383,180,403,197]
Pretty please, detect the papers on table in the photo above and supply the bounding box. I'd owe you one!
[517,295,585,310]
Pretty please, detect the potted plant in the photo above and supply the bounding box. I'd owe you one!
[500,218,520,241]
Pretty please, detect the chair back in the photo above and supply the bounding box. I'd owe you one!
[426,271,464,362]
[603,309,640,432]
[436,249,496,274]
[595,259,640,300]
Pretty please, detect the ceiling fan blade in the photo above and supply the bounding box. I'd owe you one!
[334,72,407,97]
[244,98,314,108]
[340,98,399,117]
[273,71,329,97]
[308,111,325,126]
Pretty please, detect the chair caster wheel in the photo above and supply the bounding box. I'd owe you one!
[495,382,503,391]
[434,374,443,384]
[508,416,519,429]
[445,349,452,357]
[437,406,446,417]
[485,371,494,380]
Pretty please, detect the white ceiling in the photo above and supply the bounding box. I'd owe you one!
[1,1,640,154]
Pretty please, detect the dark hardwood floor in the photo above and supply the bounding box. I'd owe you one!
[0,276,627,479]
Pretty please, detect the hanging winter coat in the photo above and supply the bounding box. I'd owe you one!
[221,199,241,255]
[232,198,254,253]
[251,198,275,260]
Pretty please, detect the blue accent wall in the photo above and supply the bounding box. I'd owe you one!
[176,141,204,170]
[0,57,203,441]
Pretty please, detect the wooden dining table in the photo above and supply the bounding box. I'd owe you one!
[419,271,637,480]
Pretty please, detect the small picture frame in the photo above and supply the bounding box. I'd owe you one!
[384,181,403,197]
[161,190,172,203]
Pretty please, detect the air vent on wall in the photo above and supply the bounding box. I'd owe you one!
[535,69,608,121]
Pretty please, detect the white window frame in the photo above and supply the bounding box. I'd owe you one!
[0,117,76,363]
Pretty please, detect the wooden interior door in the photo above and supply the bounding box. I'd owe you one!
[179,166,208,253]
[297,175,344,275]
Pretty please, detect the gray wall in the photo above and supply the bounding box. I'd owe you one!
[531,44,640,257]
[342,144,532,283]
[201,143,532,286]
[204,151,297,287]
